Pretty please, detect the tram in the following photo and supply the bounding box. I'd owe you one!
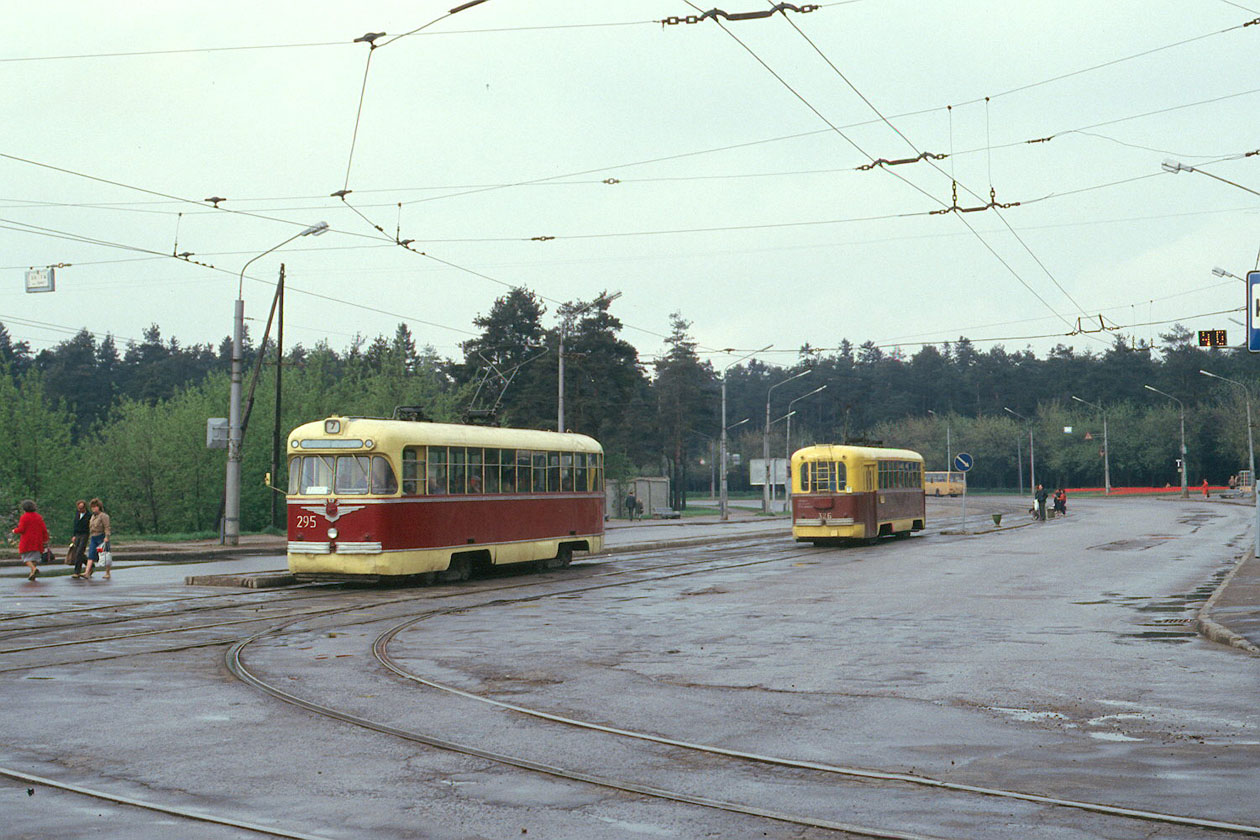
[791,444,925,544]
[283,416,605,580]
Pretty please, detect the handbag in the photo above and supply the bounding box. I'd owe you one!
[41,548,55,565]
[100,549,112,569]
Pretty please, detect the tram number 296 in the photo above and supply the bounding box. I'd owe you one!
[296,515,319,529]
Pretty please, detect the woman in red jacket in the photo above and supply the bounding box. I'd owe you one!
[13,499,50,581]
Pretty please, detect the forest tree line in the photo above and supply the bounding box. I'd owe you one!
[1,286,1254,536]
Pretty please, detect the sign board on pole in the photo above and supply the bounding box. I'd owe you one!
[206,418,229,449]
[24,267,54,293]
[1249,271,1260,353]
[953,452,974,472]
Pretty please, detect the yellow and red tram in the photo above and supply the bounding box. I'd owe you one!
[285,416,604,580]
[791,444,925,544]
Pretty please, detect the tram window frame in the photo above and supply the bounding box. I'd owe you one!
[501,448,518,493]
[428,446,448,494]
[516,450,533,493]
[402,446,425,495]
[559,453,574,491]
[334,455,371,495]
[483,448,501,493]
[288,458,300,495]
[548,452,561,492]
[371,455,398,495]
[574,453,587,491]
[449,447,467,495]
[532,451,548,492]
[467,447,484,494]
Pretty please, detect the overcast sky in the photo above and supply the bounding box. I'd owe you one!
[2,0,1258,369]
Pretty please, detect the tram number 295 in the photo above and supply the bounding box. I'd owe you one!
[296,515,319,529]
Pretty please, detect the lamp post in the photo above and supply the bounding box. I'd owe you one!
[1144,384,1189,499]
[1212,266,1244,282]
[1070,395,1111,494]
[763,369,811,513]
[721,345,771,521]
[224,221,328,545]
[1003,407,1035,496]
[785,384,827,512]
[557,291,621,433]
[1201,369,1259,556]
[927,409,952,472]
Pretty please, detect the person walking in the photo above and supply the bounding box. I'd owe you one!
[1034,484,1048,521]
[67,499,91,579]
[1053,488,1067,517]
[83,498,112,580]
[624,490,637,521]
[12,499,50,581]
[1201,478,1210,500]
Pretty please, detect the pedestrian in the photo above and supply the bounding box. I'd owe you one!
[1229,474,1238,492]
[1034,484,1048,521]
[1201,478,1210,499]
[83,497,112,580]
[12,499,50,581]
[1054,488,1067,516]
[67,499,91,579]
[625,490,637,521]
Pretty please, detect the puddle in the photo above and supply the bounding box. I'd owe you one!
[987,706,1071,723]
[1089,731,1143,742]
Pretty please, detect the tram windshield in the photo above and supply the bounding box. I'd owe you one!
[288,454,398,495]
[801,461,846,492]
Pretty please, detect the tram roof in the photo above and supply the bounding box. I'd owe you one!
[288,417,603,453]
[791,444,923,463]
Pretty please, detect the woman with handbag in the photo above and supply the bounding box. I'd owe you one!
[84,498,112,580]
[68,499,91,579]
[12,499,49,582]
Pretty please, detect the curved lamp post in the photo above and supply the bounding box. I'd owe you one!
[720,345,771,521]
[1070,395,1111,494]
[225,221,329,545]
[1003,406,1035,496]
[785,384,827,512]
[763,369,811,513]
[1201,369,1259,557]
[1143,384,1189,499]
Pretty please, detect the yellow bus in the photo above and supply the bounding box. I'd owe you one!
[924,471,966,497]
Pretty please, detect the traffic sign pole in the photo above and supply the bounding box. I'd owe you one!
[953,453,974,533]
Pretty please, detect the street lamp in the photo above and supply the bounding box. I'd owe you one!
[1162,159,1260,198]
[1200,369,1259,556]
[1144,384,1189,499]
[557,291,621,433]
[1070,395,1111,495]
[225,221,328,545]
[1213,266,1244,282]
[1003,406,1036,496]
[763,369,811,513]
[785,384,827,512]
[721,345,771,521]
[927,409,952,471]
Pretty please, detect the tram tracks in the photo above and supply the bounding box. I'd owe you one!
[225,535,1260,840]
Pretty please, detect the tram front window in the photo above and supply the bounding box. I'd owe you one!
[335,455,371,494]
[298,455,335,495]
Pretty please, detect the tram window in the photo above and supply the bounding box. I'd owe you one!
[574,453,587,491]
[288,459,300,496]
[371,456,398,494]
[402,447,425,495]
[560,453,574,492]
[501,449,518,493]
[531,451,547,492]
[516,450,533,493]
[483,448,501,493]
[548,452,561,492]
[450,447,467,494]
[299,455,335,495]
[428,447,448,494]
[335,455,371,494]
[467,448,484,493]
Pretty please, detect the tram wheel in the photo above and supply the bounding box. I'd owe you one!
[542,545,573,570]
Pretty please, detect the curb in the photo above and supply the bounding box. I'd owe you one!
[1195,551,1260,657]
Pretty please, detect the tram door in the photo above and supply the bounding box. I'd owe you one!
[863,463,879,535]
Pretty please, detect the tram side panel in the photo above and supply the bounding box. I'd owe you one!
[287,495,605,577]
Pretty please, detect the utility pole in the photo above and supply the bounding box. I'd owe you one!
[271,269,285,529]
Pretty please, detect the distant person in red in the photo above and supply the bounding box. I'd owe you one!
[12,499,50,582]
[1202,478,1210,499]
[1054,488,1067,516]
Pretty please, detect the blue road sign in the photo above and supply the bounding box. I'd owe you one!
[953,452,974,472]
[1249,271,1260,353]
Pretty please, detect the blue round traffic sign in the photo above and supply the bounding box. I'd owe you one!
[953,452,974,472]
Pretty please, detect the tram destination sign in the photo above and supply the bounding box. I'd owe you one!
[1250,271,1260,353]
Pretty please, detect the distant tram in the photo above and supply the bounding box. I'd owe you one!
[284,416,605,581]
[924,470,966,497]
[791,444,925,544]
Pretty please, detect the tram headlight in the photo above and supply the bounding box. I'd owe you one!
[327,527,338,539]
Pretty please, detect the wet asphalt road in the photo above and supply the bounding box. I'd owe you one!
[1,495,1257,840]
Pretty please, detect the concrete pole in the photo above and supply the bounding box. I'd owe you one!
[224,298,244,545]
[784,411,792,514]
[720,377,729,522]
[1102,411,1111,494]
[763,396,771,514]
[1029,427,1036,497]
[1180,407,1189,499]
[557,327,565,433]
